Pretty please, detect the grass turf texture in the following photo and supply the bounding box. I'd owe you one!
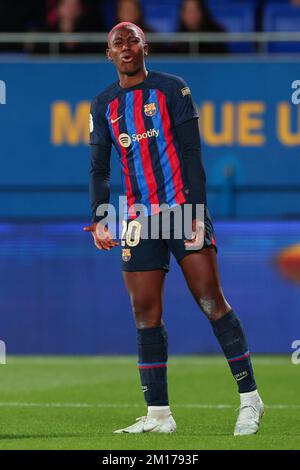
[0,356,299,450]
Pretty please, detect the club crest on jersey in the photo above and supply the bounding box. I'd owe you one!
[144,102,157,117]
[122,248,131,262]
[181,86,191,96]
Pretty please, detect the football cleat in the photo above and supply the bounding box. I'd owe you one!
[234,397,265,436]
[114,414,177,434]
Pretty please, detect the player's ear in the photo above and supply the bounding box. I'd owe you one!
[144,43,149,56]
[106,48,113,61]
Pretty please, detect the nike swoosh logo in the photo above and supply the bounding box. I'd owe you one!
[236,375,248,381]
[111,115,123,124]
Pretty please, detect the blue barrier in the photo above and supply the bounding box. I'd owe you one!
[0,221,299,354]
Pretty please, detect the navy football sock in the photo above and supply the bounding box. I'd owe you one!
[211,310,257,393]
[137,325,169,406]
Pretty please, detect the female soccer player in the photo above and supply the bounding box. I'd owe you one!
[84,22,264,435]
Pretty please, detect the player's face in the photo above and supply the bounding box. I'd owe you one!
[107,27,148,76]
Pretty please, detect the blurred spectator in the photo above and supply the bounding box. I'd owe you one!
[45,0,103,31]
[172,0,228,54]
[114,0,166,53]
[32,0,105,54]
[115,0,150,32]
[0,0,45,52]
[0,0,45,32]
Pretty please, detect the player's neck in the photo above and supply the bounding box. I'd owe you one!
[118,67,148,89]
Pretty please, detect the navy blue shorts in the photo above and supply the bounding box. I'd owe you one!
[121,206,217,272]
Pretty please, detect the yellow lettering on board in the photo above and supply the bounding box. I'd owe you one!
[277,102,300,146]
[52,101,90,145]
[238,102,265,146]
[200,102,234,146]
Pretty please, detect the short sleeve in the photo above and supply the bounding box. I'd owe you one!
[169,76,199,127]
[89,96,112,147]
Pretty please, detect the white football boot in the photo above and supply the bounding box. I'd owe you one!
[234,392,265,436]
[114,414,176,434]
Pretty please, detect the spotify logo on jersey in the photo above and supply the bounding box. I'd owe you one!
[119,133,132,148]
[118,129,160,148]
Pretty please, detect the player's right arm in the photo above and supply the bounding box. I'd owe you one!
[83,96,119,251]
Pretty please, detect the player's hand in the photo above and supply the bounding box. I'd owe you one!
[83,222,119,251]
[184,218,205,249]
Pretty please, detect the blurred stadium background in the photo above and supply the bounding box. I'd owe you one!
[0,0,300,358]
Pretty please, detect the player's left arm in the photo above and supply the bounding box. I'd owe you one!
[176,119,206,247]
[170,77,207,245]
[175,118,207,210]
[169,76,207,209]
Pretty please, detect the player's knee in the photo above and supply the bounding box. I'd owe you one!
[131,294,154,315]
[131,295,161,328]
[134,313,162,329]
[198,295,217,318]
[197,292,230,321]
[135,318,161,329]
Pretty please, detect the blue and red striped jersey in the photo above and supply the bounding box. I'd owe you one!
[90,71,199,217]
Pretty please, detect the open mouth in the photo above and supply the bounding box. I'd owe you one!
[121,54,134,63]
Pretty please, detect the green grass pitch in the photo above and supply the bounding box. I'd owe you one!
[0,355,299,450]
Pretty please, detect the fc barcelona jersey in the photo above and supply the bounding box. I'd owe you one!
[90,70,199,216]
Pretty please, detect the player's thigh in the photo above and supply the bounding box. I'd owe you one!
[123,269,166,328]
[121,219,169,326]
[164,205,229,317]
[180,245,221,292]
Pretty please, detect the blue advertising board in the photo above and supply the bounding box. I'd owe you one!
[0,220,299,354]
[0,58,300,219]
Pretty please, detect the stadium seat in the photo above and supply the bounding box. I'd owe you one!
[141,0,181,32]
[208,3,257,53]
[209,0,259,4]
[100,1,115,29]
[263,4,300,52]
[102,0,182,33]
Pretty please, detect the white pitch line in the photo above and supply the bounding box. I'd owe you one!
[0,402,299,410]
